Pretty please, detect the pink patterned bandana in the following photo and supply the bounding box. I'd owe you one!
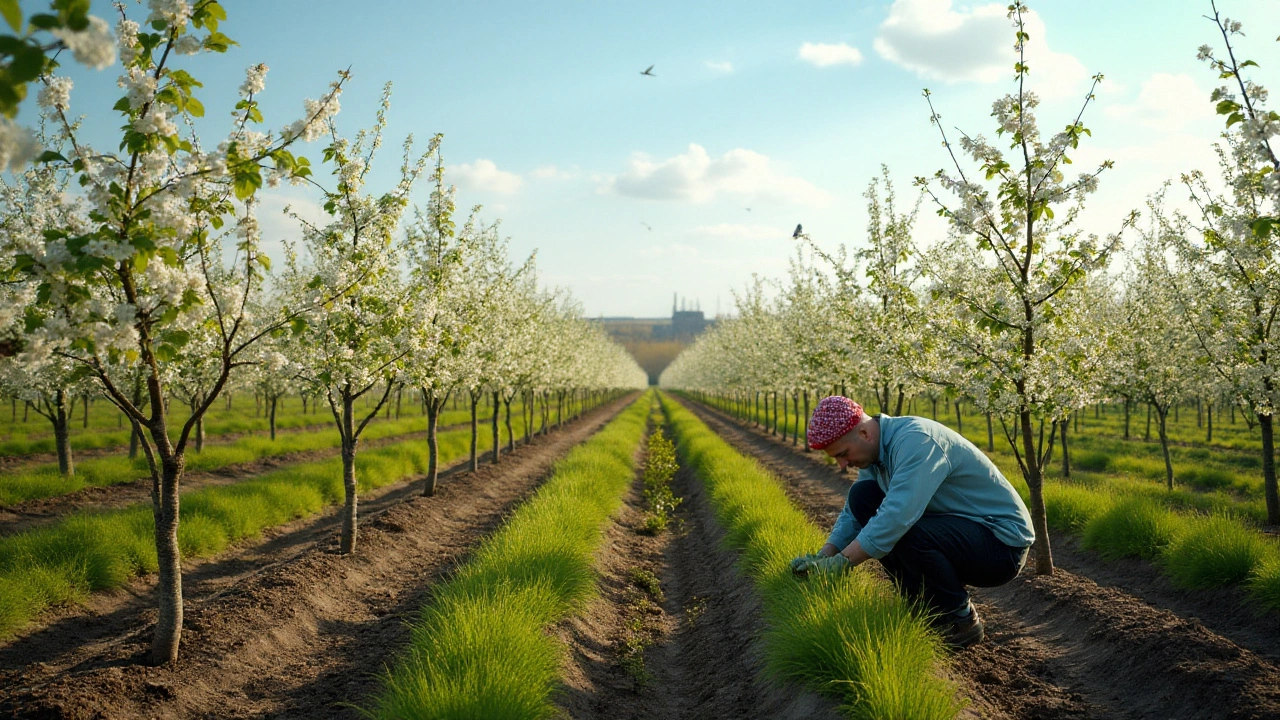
[807,396,864,449]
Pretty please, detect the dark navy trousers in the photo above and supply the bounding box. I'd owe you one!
[848,480,1029,615]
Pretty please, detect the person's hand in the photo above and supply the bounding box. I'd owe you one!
[789,552,823,574]
[799,553,850,576]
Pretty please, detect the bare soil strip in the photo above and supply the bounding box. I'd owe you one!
[0,396,633,720]
[681,397,1280,720]
[0,419,479,536]
[556,424,843,720]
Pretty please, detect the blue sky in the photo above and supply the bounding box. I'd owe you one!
[52,0,1280,316]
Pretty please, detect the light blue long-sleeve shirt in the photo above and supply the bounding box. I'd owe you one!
[826,414,1035,559]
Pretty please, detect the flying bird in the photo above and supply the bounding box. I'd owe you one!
[640,221,652,231]
[793,223,803,239]
[640,65,656,77]
[745,207,752,212]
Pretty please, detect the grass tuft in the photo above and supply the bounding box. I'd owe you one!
[1081,497,1181,561]
[1161,514,1277,589]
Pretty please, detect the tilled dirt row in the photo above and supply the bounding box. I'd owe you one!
[680,397,1280,720]
[557,419,842,720]
[0,396,634,720]
[0,417,493,537]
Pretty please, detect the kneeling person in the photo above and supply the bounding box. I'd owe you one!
[792,396,1034,649]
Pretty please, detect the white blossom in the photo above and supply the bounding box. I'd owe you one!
[52,15,116,70]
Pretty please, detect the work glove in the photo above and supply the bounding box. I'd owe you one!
[789,552,824,574]
[798,553,850,576]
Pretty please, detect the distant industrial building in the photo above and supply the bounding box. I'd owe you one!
[596,294,716,384]
[652,294,712,341]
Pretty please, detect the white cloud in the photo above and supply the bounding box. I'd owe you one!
[873,0,1087,98]
[608,143,832,207]
[451,159,522,195]
[532,164,579,180]
[705,60,734,73]
[798,42,863,68]
[1102,73,1216,133]
[638,243,700,259]
[692,223,788,241]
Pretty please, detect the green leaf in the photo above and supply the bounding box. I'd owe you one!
[160,329,190,347]
[255,253,271,271]
[233,167,262,200]
[1241,59,1259,68]
[153,343,176,362]
[0,0,21,33]
[1216,99,1241,116]
[291,317,307,335]
[35,150,66,164]
[203,31,235,53]
[185,96,204,117]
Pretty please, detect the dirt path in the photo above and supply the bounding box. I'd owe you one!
[0,396,635,720]
[0,418,484,537]
[679,397,1280,720]
[556,420,843,720]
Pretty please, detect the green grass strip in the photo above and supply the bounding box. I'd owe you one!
[660,393,959,720]
[366,393,648,719]
[0,395,619,641]
[0,401,554,507]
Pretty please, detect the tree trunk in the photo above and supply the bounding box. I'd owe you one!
[149,453,184,666]
[1260,412,1277,526]
[129,375,144,460]
[895,385,905,416]
[1146,403,1152,441]
[524,390,533,445]
[931,397,938,419]
[339,394,359,555]
[424,398,440,497]
[1123,399,1131,440]
[771,391,779,435]
[395,386,402,420]
[556,390,564,429]
[269,396,278,441]
[491,390,501,464]
[1157,406,1174,491]
[1060,419,1070,480]
[986,412,994,452]
[1020,408,1053,575]
[82,393,89,428]
[52,389,74,476]
[802,390,811,452]
[1207,402,1214,443]
[504,396,514,452]
[194,413,204,454]
[955,401,963,434]
[469,391,480,472]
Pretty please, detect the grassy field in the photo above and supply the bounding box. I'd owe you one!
[0,392,622,640]
[0,396,563,506]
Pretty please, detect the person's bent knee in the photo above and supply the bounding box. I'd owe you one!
[848,480,885,526]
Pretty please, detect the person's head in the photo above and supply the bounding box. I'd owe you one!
[807,396,879,470]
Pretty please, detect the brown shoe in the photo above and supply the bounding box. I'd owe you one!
[939,602,984,649]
